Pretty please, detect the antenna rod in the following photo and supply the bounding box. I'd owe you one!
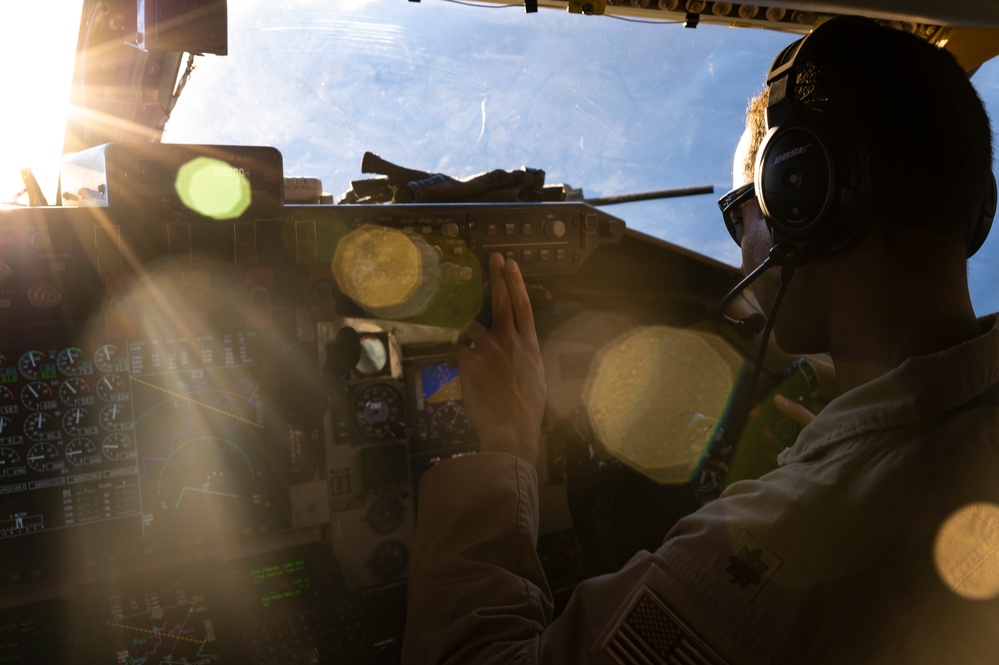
[584,185,714,206]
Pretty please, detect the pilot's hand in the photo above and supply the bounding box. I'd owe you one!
[447,253,547,466]
[760,393,818,460]
[773,393,818,429]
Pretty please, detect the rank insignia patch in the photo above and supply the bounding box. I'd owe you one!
[726,531,781,596]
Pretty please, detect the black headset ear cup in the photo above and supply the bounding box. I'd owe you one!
[967,172,996,258]
[756,124,835,239]
[755,120,872,258]
[756,17,877,260]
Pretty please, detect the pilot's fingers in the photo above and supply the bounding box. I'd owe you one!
[488,253,515,335]
[504,257,535,337]
[456,320,487,347]
[447,321,482,367]
[446,338,470,368]
[773,394,817,428]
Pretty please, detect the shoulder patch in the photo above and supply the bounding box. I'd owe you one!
[726,531,782,599]
[604,585,727,665]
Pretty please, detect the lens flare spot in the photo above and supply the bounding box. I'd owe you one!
[584,326,742,484]
[933,502,999,600]
[333,225,439,319]
[175,157,252,219]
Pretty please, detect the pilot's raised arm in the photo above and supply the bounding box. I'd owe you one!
[402,252,553,662]
[403,17,999,665]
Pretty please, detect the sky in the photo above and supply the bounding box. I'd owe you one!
[0,1,80,205]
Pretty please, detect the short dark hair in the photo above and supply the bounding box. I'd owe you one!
[750,20,994,259]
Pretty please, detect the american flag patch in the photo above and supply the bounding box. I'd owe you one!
[605,586,727,665]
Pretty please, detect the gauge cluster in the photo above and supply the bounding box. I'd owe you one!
[0,339,143,539]
[0,323,321,559]
[322,320,478,590]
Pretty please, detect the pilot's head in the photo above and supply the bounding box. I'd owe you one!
[727,17,994,354]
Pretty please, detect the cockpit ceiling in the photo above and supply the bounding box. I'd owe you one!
[475,0,999,70]
[511,0,999,27]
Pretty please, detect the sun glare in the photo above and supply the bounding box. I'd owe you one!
[934,502,999,601]
[332,225,441,320]
[0,2,82,204]
[175,157,253,219]
[584,326,743,484]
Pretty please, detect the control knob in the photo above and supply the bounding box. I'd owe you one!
[28,282,62,308]
[543,219,567,239]
[245,286,271,309]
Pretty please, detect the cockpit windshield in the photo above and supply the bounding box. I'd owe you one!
[164,0,790,272]
[0,1,82,207]
[169,0,999,311]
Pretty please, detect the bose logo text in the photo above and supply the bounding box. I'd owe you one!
[771,144,811,166]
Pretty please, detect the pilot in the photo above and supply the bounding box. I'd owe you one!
[402,16,999,664]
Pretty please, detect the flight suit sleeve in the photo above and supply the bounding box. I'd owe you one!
[403,453,554,664]
[401,452,753,665]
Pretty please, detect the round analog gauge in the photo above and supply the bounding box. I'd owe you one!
[99,403,133,432]
[102,433,136,461]
[21,381,56,411]
[0,385,15,406]
[0,416,13,438]
[430,401,471,441]
[356,334,389,375]
[57,347,92,376]
[65,438,101,467]
[17,350,50,380]
[26,442,63,473]
[353,383,404,439]
[24,411,60,442]
[0,446,22,477]
[94,344,127,373]
[63,408,98,437]
[367,495,405,534]
[95,373,129,403]
[370,540,410,579]
[59,377,92,407]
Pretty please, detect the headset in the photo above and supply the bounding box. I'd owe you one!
[755,16,996,262]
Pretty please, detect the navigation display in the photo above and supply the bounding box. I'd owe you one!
[77,561,228,665]
[71,543,364,664]
[0,325,290,548]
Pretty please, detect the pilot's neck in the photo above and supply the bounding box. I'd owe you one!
[823,250,982,393]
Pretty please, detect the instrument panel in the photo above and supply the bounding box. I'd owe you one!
[0,148,623,661]
[0,313,472,663]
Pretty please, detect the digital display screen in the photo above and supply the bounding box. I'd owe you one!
[72,543,355,664]
[0,326,290,549]
[0,598,69,663]
[78,563,227,665]
[221,542,364,663]
[416,363,462,411]
[411,361,471,449]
